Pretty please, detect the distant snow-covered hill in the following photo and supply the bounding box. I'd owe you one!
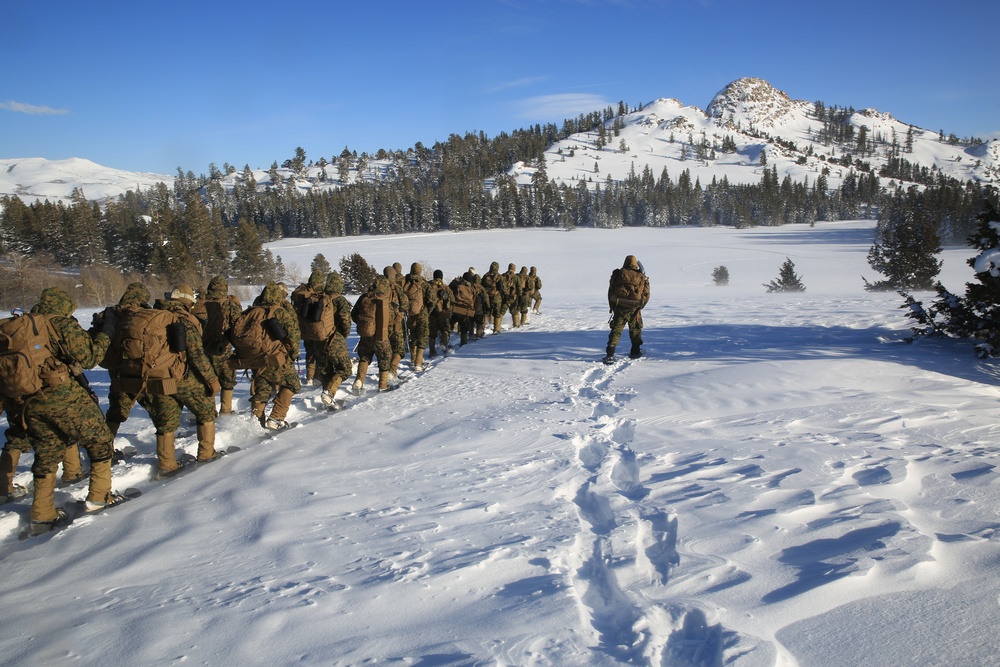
[2,78,995,206]
[0,157,173,206]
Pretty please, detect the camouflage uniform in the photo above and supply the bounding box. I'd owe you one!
[403,263,435,370]
[427,270,453,357]
[471,274,488,339]
[101,282,152,433]
[291,268,325,385]
[1,288,116,527]
[315,272,353,399]
[383,266,409,376]
[352,276,393,392]
[529,266,543,313]
[194,275,242,414]
[514,266,531,326]
[448,272,478,346]
[606,255,651,361]
[250,282,301,428]
[481,261,505,334]
[501,263,521,327]
[136,291,221,471]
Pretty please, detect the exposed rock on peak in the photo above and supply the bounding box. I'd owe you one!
[707,77,801,129]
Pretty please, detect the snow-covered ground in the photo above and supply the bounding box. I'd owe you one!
[2,220,999,666]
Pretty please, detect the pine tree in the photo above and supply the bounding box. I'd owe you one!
[764,258,805,292]
[311,253,332,275]
[712,265,730,286]
[864,193,942,291]
[231,218,269,283]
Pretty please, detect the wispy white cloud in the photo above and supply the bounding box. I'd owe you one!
[515,93,611,120]
[485,76,549,93]
[0,101,69,115]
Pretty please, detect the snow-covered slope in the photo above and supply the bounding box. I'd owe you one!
[0,157,172,205]
[2,79,995,207]
[526,77,998,194]
[2,221,999,665]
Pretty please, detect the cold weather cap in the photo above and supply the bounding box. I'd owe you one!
[410,262,422,276]
[508,263,516,272]
[463,271,474,282]
[169,284,197,305]
[623,255,639,270]
[433,269,443,280]
[393,262,402,274]
[490,261,499,272]
[383,266,396,279]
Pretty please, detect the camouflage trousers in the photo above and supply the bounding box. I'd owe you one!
[250,360,302,405]
[138,376,217,433]
[105,387,141,424]
[356,337,392,372]
[607,307,643,349]
[407,311,429,352]
[208,350,237,391]
[316,333,352,385]
[4,382,114,475]
[428,311,451,351]
[486,292,504,318]
[388,319,407,358]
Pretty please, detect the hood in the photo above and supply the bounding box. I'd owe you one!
[324,272,345,295]
[31,287,75,317]
[117,282,151,308]
[206,275,229,300]
[258,281,286,306]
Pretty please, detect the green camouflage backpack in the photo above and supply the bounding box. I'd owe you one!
[0,313,70,399]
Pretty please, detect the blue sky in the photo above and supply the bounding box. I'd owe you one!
[3,0,997,176]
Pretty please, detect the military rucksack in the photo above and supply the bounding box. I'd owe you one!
[0,313,70,400]
[230,305,289,370]
[452,282,476,318]
[403,276,424,316]
[610,268,647,309]
[297,293,337,342]
[352,293,390,341]
[202,295,240,356]
[113,308,188,395]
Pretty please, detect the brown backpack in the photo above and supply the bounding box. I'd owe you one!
[202,295,240,355]
[230,305,289,370]
[452,282,476,317]
[113,308,187,395]
[297,293,337,342]
[610,268,647,309]
[403,276,424,316]
[352,294,390,341]
[0,313,70,399]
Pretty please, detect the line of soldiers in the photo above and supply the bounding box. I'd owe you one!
[1,263,542,535]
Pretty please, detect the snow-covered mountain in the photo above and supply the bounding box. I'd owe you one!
[517,77,998,194]
[0,157,173,205]
[2,78,996,206]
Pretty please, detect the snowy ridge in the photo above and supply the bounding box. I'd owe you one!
[2,78,996,207]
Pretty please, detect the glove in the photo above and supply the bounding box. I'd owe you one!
[206,378,221,397]
[100,307,118,337]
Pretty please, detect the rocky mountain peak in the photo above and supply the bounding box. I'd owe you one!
[706,77,796,129]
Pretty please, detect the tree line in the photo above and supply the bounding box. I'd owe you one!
[0,98,996,309]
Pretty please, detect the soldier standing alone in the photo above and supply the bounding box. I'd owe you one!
[604,255,650,364]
